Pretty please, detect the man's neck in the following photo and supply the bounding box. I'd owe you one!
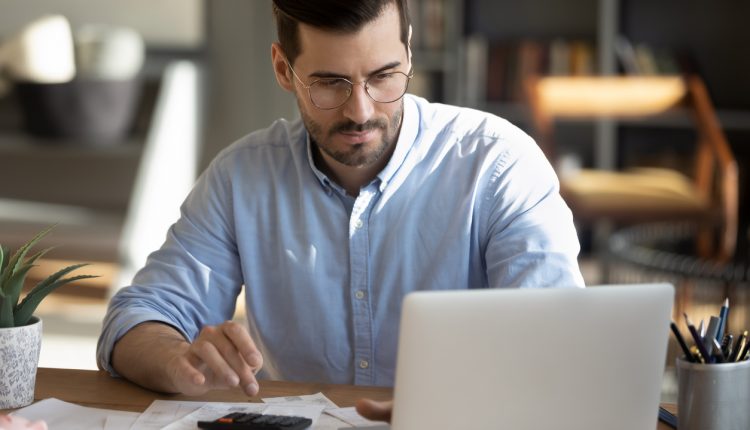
[313,143,396,197]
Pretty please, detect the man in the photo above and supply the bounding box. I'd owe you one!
[97,0,584,405]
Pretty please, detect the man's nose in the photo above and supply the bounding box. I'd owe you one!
[342,83,375,124]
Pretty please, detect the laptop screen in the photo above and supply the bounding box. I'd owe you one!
[391,284,674,430]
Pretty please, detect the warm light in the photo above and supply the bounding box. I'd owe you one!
[537,76,686,117]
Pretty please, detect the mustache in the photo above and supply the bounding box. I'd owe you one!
[330,119,388,135]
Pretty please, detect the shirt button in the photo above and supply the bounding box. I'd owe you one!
[354,219,364,229]
[359,360,369,369]
[355,290,365,300]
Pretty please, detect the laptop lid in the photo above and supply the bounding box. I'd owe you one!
[390,284,674,430]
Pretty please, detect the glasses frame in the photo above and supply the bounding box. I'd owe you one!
[285,59,413,110]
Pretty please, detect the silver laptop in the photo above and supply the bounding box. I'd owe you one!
[387,284,674,430]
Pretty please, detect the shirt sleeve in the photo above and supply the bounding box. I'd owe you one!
[481,127,585,289]
[97,155,244,375]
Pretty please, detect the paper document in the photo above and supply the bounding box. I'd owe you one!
[325,406,389,428]
[13,398,140,430]
[263,392,339,409]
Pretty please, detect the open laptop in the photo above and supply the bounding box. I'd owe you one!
[385,283,674,430]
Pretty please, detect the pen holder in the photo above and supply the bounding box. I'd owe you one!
[676,357,750,430]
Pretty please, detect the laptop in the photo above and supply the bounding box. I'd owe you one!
[386,284,674,430]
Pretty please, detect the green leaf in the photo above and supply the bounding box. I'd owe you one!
[0,225,55,289]
[14,274,99,326]
[33,263,89,291]
[0,247,52,302]
[3,263,34,309]
[0,297,12,328]
[0,246,8,281]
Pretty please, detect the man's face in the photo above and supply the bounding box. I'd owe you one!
[286,4,409,168]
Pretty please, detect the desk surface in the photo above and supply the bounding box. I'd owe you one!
[16,368,674,429]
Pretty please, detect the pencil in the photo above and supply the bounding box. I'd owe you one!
[670,321,694,362]
[684,313,712,364]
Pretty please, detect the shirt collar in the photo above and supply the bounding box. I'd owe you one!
[376,94,418,189]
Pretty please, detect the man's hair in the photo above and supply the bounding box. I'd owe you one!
[272,0,410,65]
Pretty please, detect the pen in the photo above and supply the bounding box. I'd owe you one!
[670,321,694,362]
[716,298,729,341]
[684,313,712,364]
[712,338,727,363]
[689,345,705,364]
[733,331,749,362]
[721,334,734,359]
[704,316,721,353]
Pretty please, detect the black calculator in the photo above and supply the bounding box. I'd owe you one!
[197,412,313,430]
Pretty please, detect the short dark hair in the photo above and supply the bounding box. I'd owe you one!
[272,0,410,65]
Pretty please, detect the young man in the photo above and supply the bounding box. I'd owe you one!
[97,0,584,402]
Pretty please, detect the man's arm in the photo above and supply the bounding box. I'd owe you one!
[111,321,263,396]
[482,128,585,288]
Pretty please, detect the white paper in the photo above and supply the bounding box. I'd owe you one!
[104,413,140,429]
[128,400,207,430]
[325,407,389,428]
[262,392,339,409]
[262,403,326,421]
[13,398,140,430]
[312,413,352,430]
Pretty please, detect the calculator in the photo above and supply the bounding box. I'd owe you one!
[197,412,313,430]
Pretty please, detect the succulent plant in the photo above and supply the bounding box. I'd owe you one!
[0,225,98,328]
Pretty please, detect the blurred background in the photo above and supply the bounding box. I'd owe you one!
[1,0,748,402]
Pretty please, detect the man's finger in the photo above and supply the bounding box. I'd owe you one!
[191,337,240,386]
[355,398,393,423]
[221,321,264,369]
[168,355,210,395]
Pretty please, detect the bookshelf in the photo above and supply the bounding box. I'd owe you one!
[407,0,464,104]
[456,0,750,260]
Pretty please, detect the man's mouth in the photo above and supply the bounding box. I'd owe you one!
[338,129,378,144]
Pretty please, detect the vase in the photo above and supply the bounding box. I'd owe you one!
[0,316,42,409]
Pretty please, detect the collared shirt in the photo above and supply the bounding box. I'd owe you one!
[97,94,584,387]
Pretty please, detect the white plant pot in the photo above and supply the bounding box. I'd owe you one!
[0,316,42,409]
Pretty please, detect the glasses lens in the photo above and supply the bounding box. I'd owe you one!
[309,79,352,109]
[366,72,410,103]
[308,72,411,109]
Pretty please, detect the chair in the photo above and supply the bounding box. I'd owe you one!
[525,75,738,263]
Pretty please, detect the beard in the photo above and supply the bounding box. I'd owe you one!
[299,99,404,168]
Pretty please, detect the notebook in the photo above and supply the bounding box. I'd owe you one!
[386,283,674,430]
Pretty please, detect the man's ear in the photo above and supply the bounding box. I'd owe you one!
[271,42,294,92]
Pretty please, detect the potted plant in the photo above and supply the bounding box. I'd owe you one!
[0,225,97,409]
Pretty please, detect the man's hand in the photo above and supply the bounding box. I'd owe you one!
[166,321,264,396]
[355,398,393,423]
[111,321,263,396]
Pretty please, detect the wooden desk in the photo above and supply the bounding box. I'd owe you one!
[15,368,674,429]
[27,368,391,413]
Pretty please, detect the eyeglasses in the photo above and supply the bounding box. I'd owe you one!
[286,60,412,110]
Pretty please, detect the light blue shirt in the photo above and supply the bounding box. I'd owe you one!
[97,94,584,386]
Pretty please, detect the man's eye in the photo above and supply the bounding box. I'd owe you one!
[317,79,349,88]
[372,73,395,82]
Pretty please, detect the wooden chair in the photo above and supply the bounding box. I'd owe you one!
[525,75,738,262]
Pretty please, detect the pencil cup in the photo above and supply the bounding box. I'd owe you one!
[676,357,750,430]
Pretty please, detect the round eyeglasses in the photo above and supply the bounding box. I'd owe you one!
[286,60,413,110]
